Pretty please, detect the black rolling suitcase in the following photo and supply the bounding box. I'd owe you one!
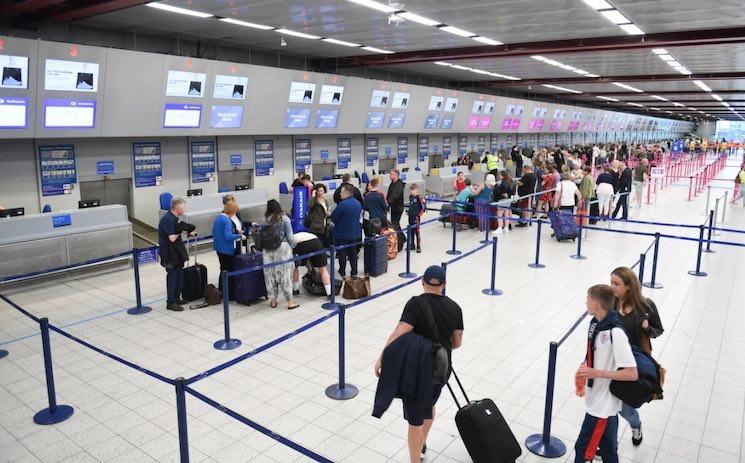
[447,369,522,463]
[589,198,600,225]
[364,235,388,276]
[182,238,208,302]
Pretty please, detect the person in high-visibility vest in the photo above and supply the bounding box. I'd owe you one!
[482,151,502,177]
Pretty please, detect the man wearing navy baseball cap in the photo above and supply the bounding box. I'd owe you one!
[375,265,464,463]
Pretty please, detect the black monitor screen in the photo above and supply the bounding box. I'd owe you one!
[187,189,203,197]
[78,199,100,209]
[234,184,250,191]
[0,207,24,218]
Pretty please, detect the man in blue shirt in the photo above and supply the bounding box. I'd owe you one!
[158,197,195,311]
[330,185,362,277]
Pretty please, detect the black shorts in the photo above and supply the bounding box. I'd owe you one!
[402,381,447,426]
[294,238,326,268]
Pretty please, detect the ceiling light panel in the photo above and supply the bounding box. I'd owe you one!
[620,24,644,35]
[472,37,503,45]
[596,96,620,102]
[322,38,360,47]
[275,28,320,39]
[612,82,643,92]
[693,80,712,92]
[146,2,213,18]
[219,18,273,30]
[650,95,669,101]
[581,0,613,9]
[361,46,394,54]
[396,12,441,26]
[434,61,452,66]
[601,9,631,24]
[652,48,667,55]
[627,102,644,107]
[542,84,582,94]
[439,25,475,37]
[346,0,397,13]
[711,94,723,101]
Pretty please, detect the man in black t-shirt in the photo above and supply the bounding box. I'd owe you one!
[375,265,464,463]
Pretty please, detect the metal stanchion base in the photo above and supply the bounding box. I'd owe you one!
[702,249,716,254]
[642,282,664,289]
[126,305,152,315]
[0,349,8,360]
[525,433,567,458]
[33,405,74,425]
[213,339,242,350]
[688,270,708,277]
[321,302,339,310]
[528,263,546,269]
[445,250,462,255]
[482,288,503,296]
[570,254,587,260]
[398,272,417,278]
[325,383,359,401]
[479,239,490,244]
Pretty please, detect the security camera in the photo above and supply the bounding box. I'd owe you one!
[280,37,287,47]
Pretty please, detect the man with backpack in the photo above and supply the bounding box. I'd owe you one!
[374,265,463,463]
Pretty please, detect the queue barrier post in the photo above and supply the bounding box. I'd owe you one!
[482,237,503,296]
[643,233,664,289]
[722,191,728,224]
[126,248,153,315]
[712,198,722,237]
[687,176,693,201]
[570,212,587,260]
[322,247,339,310]
[446,212,462,256]
[480,217,491,245]
[688,224,708,277]
[525,341,566,458]
[637,253,646,284]
[325,302,359,400]
[0,349,7,359]
[705,186,711,216]
[175,377,190,463]
[33,318,74,425]
[399,225,417,278]
[213,271,242,350]
[528,220,546,269]
[704,209,716,254]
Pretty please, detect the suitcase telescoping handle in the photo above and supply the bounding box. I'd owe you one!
[446,368,471,410]
[187,234,198,267]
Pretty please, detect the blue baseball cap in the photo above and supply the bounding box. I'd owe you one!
[423,265,446,286]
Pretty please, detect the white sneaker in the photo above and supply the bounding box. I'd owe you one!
[493,228,503,235]
[503,227,509,233]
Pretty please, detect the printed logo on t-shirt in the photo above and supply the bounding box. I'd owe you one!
[600,333,609,345]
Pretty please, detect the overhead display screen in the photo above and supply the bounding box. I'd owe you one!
[316,109,339,128]
[370,90,390,108]
[209,105,244,128]
[44,99,96,128]
[366,111,385,129]
[0,97,28,128]
[472,101,484,114]
[428,96,444,111]
[319,85,344,105]
[1,55,29,89]
[388,112,405,128]
[392,92,410,109]
[484,102,496,115]
[44,59,99,92]
[445,98,459,112]
[285,108,311,128]
[288,82,316,103]
[441,115,454,129]
[213,75,248,100]
[163,103,202,128]
[166,70,206,97]
[424,114,439,129]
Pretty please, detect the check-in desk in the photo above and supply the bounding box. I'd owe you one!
[426,165,472,198]
[378,171,426,200]
[162,189,268,237]
[0,205,133,283]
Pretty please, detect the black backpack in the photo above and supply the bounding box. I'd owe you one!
[416,296,450,385]
[255,223,283,251]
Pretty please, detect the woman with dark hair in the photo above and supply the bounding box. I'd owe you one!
[610,267,664,448]
[261,199,299,309]
[305,183,331,246]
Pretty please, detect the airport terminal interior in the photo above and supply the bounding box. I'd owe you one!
[1,1,745,462]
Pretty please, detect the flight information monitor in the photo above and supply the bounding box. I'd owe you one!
[1,55,29,89]
[0,97,28,129]
[319,85,344,105]
[289,82,316,103]
[45,59,99,92]
[213,75,248,99]
[166,70,206,97]
[163,103,202,128]
[44,99,96,128]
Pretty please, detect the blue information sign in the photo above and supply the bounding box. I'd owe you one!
[397,137,408,164]
[255,140,274,177]
[443,136,452,159]
[295,138,312,173]
[190,141,216,183]
[230,154,243,167]
[97,160,115,176]
[418,137,429,162]
[385,147,392,158]
[366,138,379,167]
[52,214,71,228]
[133,142,163,188]
[320,150,329,161]
[138,248,159,265]
[337,138,352,169]
[39,145,76,197]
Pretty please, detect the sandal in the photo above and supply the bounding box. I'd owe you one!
[270,300,278,308]
[287,304,300,310]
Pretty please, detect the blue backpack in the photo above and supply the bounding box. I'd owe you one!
[608,334,665,408]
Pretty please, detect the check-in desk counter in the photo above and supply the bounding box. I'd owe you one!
[162,189,268,237]
[0,205,133,283]
[378,171,426,199]
[426,166,472,198]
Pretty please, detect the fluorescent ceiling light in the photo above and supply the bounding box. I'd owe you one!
[665,111,673,114]
[434,61,452,66]
[627,102,644,107]
[542,84,582,94]
[687,107,697,111]
[721,102,731,107]
[470,69,490,75]
[658,54,675,61]
[489,72,520,80]
[678,68,692,75]
[439,25,475,37]
[612,82,643,92]
[450,64,471,71]
[672,102,685,107]
[651,107,660,110]
[711,94,723,101]
[581,0,613,9]
[396,11,441,26]
[585,73,600,78]
[361,46,395,54]
[652,48,668,55]
[544,59,561,67]
[575,70,590,75]
[596,96,620,102]
[531,55,547,61]
[322,38,361,47]
[667,60,681,67]
[146,2,213,18]
[219,18,273,30]
[620,24,644,35]
[346,0,396,13]
[650,95,669,101]
[600,9,631,24]
[693,80,712,92]
[472,36,503,45]
[275,28,320,39]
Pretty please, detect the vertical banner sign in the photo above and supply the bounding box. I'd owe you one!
[477,135,485,153]
[366,138,379,166]
[397,137,408,164]
[39,145,77,196]
[443,136,452,159]
[291,185,309,233]
[294,138,312,173]
[254,139,275,176]
[133,142,162,188]
[190,141,216,183]
[490,134,499,153]
[459,135,467,155]
[337,138,351,169]
[418,136,429,162]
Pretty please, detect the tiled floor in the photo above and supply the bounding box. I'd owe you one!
[1,157,744,463]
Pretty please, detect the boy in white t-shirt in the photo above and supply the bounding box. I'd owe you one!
[574,284,638,463]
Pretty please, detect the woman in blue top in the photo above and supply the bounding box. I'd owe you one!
[212,201,245,293]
